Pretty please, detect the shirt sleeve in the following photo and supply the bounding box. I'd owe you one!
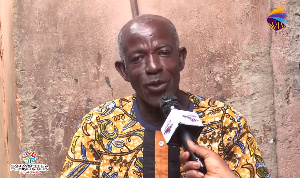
[60,111,101,178]
[223,107,270,178]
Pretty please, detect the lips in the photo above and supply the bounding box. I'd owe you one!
[145,80,168,93]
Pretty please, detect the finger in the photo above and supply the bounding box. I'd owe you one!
[179,151,190,165]
[187,140,213,159]
[185,170,205,178]
[183,161,201,172]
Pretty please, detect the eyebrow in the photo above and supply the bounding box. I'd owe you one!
[131,49,145,54]
[156,44,173,51]
[129,43,173,57]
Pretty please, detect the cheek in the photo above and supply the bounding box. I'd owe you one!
[128,69,144,87]
[165,63,181,76]
[128,66,142,77]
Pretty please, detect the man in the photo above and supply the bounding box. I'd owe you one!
[61,14,270,178]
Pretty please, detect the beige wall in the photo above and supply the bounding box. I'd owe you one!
[0,0,299,177]
[0,0,20,178]
[14,0,133,177]
[272,0,300,177]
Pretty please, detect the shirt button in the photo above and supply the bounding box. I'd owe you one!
[159,141,164,147]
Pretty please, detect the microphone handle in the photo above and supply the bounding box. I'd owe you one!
[179,126,207,174]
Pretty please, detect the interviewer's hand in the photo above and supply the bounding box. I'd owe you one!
[179,140,236,178]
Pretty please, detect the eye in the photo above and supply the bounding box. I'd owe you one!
[130,54,145,64]
[158,50,171,57]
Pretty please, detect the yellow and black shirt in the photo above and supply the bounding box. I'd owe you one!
[61,92,270,178]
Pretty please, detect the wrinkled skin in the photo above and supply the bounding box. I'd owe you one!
[115,16,188,125]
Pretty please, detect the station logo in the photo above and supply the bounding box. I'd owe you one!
[267,6,287,31]
[163,120,173,135]
[182,114,199,122]
[22,150,36,164]
[10,150,49,174]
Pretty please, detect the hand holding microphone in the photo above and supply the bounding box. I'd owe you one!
[180,140,236,178]
[160,94,207,174]
[160,94,235,178]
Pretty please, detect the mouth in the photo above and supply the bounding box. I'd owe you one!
[145,80,168,93]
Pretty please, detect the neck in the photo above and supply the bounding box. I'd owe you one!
[136,90,189,126]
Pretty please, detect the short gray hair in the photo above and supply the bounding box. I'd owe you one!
[117,14,179,61]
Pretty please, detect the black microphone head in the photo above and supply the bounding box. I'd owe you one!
[160,94,182,117]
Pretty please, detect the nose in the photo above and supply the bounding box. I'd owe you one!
[145,54,163,74]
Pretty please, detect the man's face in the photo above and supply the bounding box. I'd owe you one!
[120,20,186,108]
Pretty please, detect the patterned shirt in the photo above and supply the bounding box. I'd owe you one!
[61,92,270,178]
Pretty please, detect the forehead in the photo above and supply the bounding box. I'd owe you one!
[122,20,176,51]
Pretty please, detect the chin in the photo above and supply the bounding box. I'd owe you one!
[146,97,162,108]
[137,89,179,108]
[137,94,162,108]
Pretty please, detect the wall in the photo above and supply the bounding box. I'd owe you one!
[0,0,298,177]
[0,0,20,178]
[14,0,133,177]
[272,0,300,177]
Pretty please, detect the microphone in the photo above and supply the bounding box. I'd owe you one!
[160,94,207,174]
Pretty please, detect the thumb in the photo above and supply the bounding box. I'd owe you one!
[187,140,210,159]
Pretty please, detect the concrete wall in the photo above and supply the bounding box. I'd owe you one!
[14,0,133,177]
[0,0,298,177]
[272,0,300,177]
[0,0,21,178]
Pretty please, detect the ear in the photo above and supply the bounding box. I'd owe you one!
[115,60,130,82]
[178,47,187,71]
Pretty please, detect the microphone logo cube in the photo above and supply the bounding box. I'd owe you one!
[161,109,204,146]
